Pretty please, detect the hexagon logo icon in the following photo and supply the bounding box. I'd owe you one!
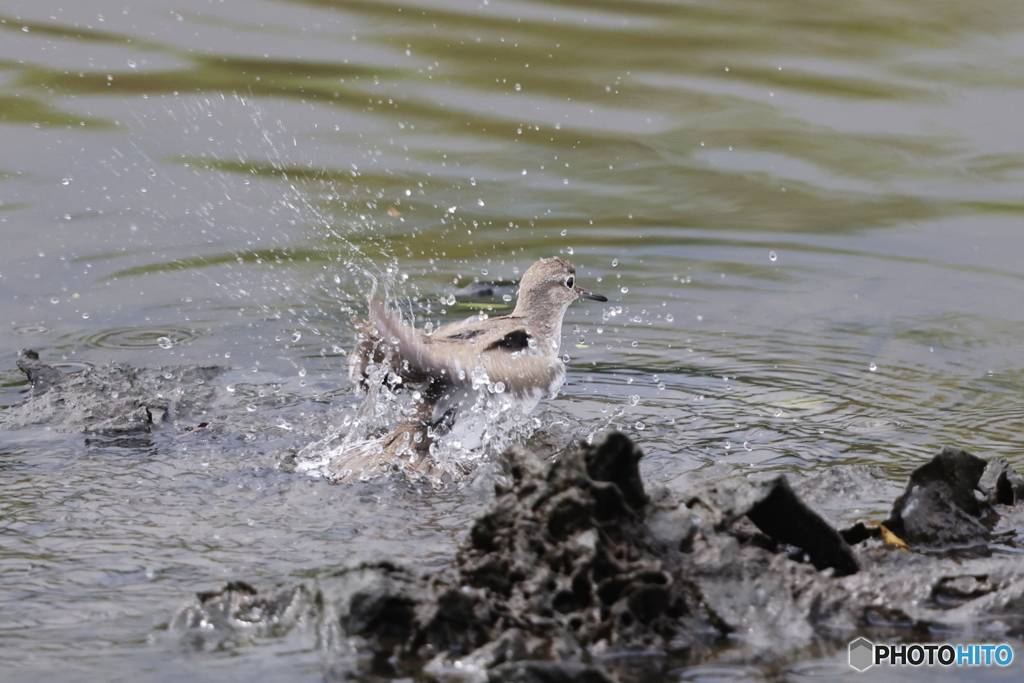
[849,637,875,671]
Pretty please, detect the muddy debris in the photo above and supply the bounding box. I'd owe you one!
[173,433,1024,681]
[2,349,226,437]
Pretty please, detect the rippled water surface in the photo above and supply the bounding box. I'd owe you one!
[3,0,1024,680]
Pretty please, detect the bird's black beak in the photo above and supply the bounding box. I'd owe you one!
[575,286,608,302]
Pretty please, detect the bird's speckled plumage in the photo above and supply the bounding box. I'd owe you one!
[333,257,606,480]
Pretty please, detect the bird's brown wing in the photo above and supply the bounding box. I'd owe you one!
[368,299,564,398]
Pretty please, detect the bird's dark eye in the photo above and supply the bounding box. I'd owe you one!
[565,276,575,289]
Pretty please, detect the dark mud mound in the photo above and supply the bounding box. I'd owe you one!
[172,433,1024,680]
[430,433,713,665]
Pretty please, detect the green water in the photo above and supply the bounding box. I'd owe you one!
[2,0,1024,680]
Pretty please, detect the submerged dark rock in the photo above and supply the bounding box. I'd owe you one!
[170,433,1024,680]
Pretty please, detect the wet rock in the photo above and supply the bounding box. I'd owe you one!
[979,458,1024,506]
[1,349,226,435]
[687,474,858,576]
[883,446,992,552]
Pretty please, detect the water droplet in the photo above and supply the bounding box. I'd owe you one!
[611,258,618,267]
[620,286,628,294]
[50,297,59,304]
[769,250,777,262]
[298,367,307,378]
[514,83,521,91]
[665,314,674,322]
[628,395,639,406]
[631,341,638,347]
[724,441,732,450]
[869,363,877,372]
[291,331,302,343]
[635,421,645,430]
[743,441,752,451]
[61,178,71,186]
[157,336,173,349]
[82,313,90,319]
[477,199,485,206]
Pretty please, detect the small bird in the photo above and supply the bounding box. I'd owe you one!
[328,257,607,481]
